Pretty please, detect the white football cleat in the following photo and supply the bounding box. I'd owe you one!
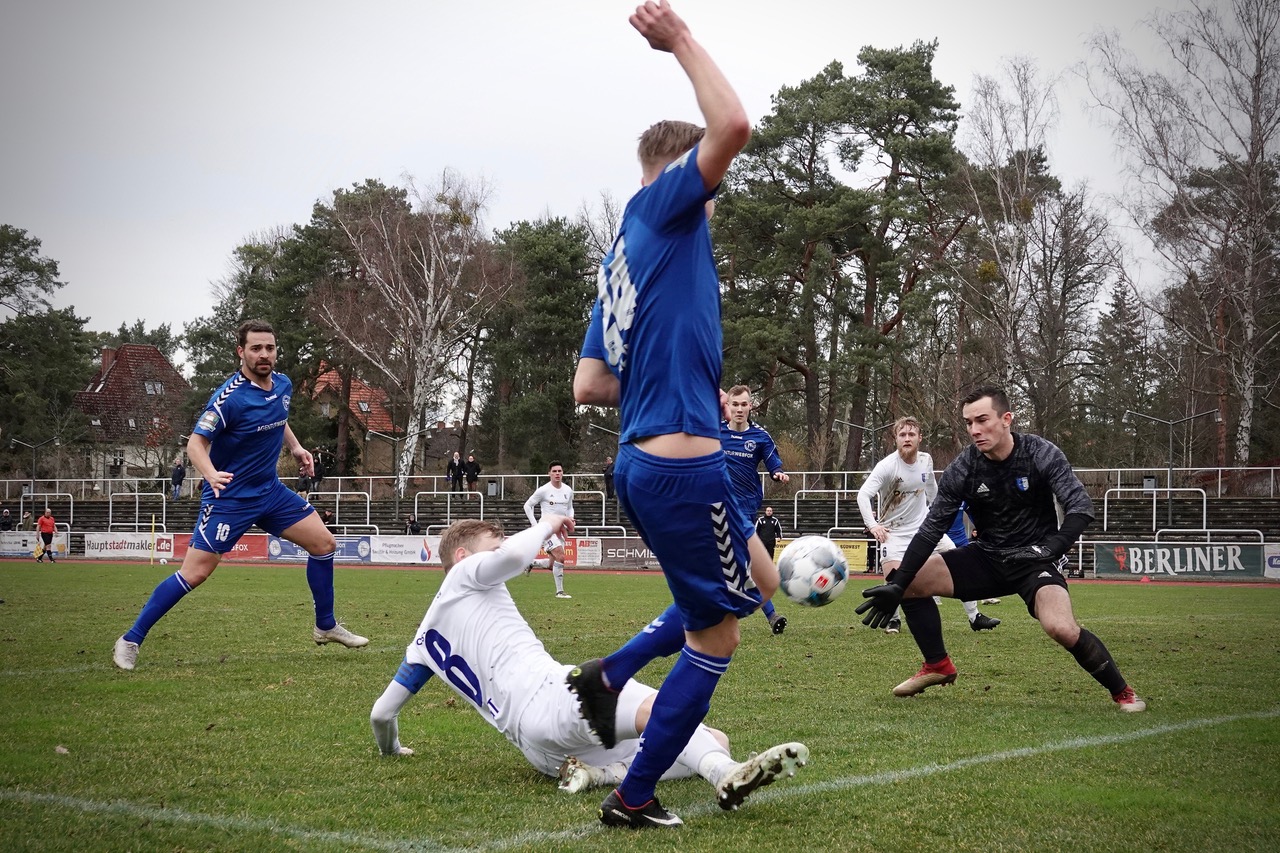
[716,742,809,810]
[556,756,604,793]
[313,623,369,648]
[112,636,139,671]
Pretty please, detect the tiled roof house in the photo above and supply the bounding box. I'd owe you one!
[74,345,191,477]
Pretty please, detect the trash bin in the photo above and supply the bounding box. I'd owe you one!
[487,480,498,497]
[1142,476,1157,496]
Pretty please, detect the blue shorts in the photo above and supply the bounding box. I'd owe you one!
[190,479,315,554]
[615,443,760,631]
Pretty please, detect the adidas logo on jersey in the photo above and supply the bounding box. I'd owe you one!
[976,483,990,494]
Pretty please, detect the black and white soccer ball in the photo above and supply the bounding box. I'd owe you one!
[776,535,849,607]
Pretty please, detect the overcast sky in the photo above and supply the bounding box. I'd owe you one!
[1,0,1166,341]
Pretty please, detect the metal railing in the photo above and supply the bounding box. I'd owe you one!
[3,466,1279,505]
[1102,487,1207,532]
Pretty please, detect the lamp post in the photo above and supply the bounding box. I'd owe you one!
[833,418,894,470]
[1123,408,1222,527]
[366,427,434,518]
[11,436,60,496]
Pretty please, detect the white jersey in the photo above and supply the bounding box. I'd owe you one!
[524,482,575,525]
[857,451,938,534]
[403,523,564,751]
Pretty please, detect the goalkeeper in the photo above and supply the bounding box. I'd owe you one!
[855,386,1146,712]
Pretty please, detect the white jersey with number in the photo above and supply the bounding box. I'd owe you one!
[403,524,563,748]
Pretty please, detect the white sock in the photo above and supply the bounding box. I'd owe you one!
[553,562,565,592]
[963,600,979,621]
[680,726,734,787]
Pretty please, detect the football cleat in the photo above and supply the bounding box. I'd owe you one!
[1112,686,1147,713]
[893,657,958,697]
[313,623,369,648]
[112,636,139,671]
[566,659,619,748]
[884,618,901,635]
[981,598,1001,605]
[970,613,1001,631]
[770,614,788,635]
[716,742,809,811]
[555,591,573,599]
[599,789,683,828]
[556,756,603,794]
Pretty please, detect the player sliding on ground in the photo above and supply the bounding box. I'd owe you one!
[369,516,807,814]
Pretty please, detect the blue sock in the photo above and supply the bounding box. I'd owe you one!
[306,551,337,630]
[762,598,776,619]
[616,645,729,806]
[602,603,684,688]
[123,572,193,645]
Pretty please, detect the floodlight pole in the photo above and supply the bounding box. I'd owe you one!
[1123,409,1220,527]
[11,436,60,496]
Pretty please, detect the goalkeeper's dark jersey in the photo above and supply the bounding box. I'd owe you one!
[910,432,1094,553]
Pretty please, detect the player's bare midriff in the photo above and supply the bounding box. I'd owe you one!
[635,433,720,459]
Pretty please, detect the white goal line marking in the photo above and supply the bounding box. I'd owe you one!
[3,707,1276,852]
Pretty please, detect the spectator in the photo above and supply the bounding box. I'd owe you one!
[21,511,33,531]
[320,508,338,534]
[446,451,464,493]
[603,456,615,501]
[171,458,186,501]
[464,453,482,495]
[296,472,313,502]
[404,515,422,536]
[0,509,12,531]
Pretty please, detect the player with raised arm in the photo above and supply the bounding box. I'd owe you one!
[723,385,791,634]
[569,0,786,829]
[855,386,1146,711]
[112,320,367,671]
[523,461,575,599]
[369,516,807,812]
[856,417,999,636]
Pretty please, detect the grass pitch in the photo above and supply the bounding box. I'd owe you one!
[1,560,1278,851]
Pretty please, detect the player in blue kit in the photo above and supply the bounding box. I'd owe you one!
[112,320,367,671]
[569,0,794,829]
[722,384,791,633]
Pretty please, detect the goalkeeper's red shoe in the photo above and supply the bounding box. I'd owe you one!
[893,656,957,697]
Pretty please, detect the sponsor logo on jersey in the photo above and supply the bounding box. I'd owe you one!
[198,411,219,431]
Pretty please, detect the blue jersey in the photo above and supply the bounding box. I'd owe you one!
[947,504,969,547]
[192,371,293,500]
[721,420,785,516]
[580,144,722,445]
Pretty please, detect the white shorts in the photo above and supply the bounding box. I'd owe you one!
[880,530,955,564]
[543,534,566,553]
[516,666,694,780]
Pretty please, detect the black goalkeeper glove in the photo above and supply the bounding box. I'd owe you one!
[998,543,1057,564]
[855,582,906,629]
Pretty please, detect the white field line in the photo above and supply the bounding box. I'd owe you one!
[3,708,1277,852]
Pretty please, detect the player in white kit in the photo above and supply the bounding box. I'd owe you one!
[523,461,575,598]
[369,516,807,810]
[857,417,999,635]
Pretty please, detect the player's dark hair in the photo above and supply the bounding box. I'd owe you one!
[962,385,1010,415]
[549,461,563,472]
[236,319,275,348]
[440,519,504,572]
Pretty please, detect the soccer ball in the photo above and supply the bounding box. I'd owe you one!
[159,559,168,565]
[776,536,849,607]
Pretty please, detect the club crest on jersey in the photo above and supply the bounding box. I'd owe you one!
[282,394,291,412]
[1015,477,1029,491]
[743,439,757,452]
[920,473,927,483]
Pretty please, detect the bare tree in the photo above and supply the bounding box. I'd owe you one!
[1086,0,1280,464]
[310,172,506,495]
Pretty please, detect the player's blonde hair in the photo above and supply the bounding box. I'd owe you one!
[726,384,752,399]
[893,416,921,435]
[638,120,705,174]
[440,519,504,571]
